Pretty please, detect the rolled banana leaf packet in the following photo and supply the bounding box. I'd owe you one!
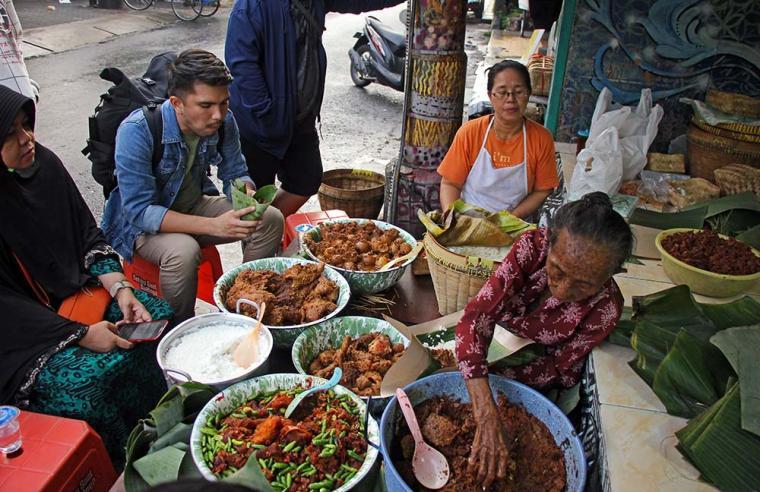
[231,179,277,220]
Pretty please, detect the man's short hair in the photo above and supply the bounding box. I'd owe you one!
[169,49,233,97]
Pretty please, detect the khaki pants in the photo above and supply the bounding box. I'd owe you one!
[135,196,284,321]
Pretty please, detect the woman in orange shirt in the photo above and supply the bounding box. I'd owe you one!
[438,61,558,217]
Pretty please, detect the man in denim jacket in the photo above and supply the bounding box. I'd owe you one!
[102,50,284,321]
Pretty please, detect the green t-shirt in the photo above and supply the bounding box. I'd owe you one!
[170,132,202,214]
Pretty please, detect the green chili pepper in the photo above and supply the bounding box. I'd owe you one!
[252,443,266,450]
[346,449,364,461]
[231,412,246,418]
[291,445,302,453]
[296,461,310,472]
[338,430,346,439]
[302,467,317,476]
[231,439,244,446]
[340,463,358,472]
[258,458,267,469]
[319,488,330,492]
[308,479,334,490]
[200,427,216,436]
[345,470,357,482]
[340,402,352,414]
[321,419,328,434]
[285,472,293,487]
[282,441,297,452]
[312,437,329,446]
[272,462,289,470]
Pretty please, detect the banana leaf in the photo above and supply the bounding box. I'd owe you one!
[231,180,277,220]
[630,192,760,236]
[701,297,760,330]
[737,224,760,250]
[676,383,760,491]
[124,382,217,492]
[710,325,760,436]
[651,329,734,418]
[223,451,275,491]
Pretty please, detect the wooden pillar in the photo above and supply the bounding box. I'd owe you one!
[386,0,468,237]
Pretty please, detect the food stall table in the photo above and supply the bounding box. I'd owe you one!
[591,258,760,491]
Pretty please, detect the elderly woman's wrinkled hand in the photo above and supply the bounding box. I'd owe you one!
[116,289,152,324]
[79,321,133,352]
[468,405,510,489]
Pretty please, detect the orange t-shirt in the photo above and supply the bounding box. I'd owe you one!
[437,116,559,192]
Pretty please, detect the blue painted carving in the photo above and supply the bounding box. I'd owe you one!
[555,0,760,148]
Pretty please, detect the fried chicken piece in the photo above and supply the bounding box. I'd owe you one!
[252,416,283,445]
[355,371,382,393]
[421,413,458,448]
[301,298,337,322]
[279,424,312,444]
[281,263,324,289]
[311,277,339,302]
[369,358,392,374]
[367,335,392,357]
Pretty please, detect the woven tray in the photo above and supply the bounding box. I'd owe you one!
[691,116,760,144]
[318,169,385,219]
[424,233,501,315]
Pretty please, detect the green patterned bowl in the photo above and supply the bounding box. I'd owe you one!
[190,373,380,490]
[291,316,410,416]
[301,219,418,295]
[213,257,351,348]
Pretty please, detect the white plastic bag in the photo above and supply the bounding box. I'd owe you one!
[567,127,623,200]
[587,87,664,182]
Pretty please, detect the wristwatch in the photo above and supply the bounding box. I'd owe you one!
[109,280,133,298]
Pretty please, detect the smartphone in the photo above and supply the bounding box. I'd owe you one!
[116,320,169,343]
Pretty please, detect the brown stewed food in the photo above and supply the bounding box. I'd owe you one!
[304,222,413,271]
[393,396,566,492]
[225,263,339,325]
[661,229,760,275]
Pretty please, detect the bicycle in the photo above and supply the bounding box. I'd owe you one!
[123,0,220,21]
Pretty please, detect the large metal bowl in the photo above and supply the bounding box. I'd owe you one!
[190,373,380,490]
[156,312,273,392]
[213,257,351,348]
[301,219,418,295]
[380,372,586,491]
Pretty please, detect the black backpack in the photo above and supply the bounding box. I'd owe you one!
[82,52,176,199]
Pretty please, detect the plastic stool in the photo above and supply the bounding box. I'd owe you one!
[282,210,349,250]
[122,245,223,305]
[0,411,117,492]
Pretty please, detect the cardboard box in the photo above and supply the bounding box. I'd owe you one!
[631,224,663,259]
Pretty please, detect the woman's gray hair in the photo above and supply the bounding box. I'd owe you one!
[549,192,634,273]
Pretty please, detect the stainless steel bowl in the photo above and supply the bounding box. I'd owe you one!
[157,312,273,391]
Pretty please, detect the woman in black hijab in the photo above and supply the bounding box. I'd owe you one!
[0,86,173,464]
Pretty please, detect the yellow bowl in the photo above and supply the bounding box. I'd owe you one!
[655,228,760,298]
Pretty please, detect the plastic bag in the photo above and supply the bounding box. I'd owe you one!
[588,87,664,182]
[568,127,623,200]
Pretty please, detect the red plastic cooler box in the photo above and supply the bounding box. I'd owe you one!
[0,411,116,492]
[283,210,349,250]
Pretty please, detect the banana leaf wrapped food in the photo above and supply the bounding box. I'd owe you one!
[231,180,277,221]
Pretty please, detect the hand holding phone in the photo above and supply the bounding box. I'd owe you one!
[116,320,169,343]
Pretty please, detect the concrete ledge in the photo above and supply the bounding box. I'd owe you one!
[23,10,177,58]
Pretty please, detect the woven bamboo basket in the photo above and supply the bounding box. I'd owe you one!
[686,124,760,182]
[691,116,760,144]
[714,164,760,198]
[527,55,554,97]
[318,169,385,219]
[424,233,502,315]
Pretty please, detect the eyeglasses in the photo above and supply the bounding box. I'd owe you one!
[490,89,528,100]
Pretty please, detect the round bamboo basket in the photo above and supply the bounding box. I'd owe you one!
[318,169,385,219]
[686,124,760,182]
[691,116,760,144]
[424,233,502,315]
[705,89,760,119]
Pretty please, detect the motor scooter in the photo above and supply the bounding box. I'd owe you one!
[348,15,406,92]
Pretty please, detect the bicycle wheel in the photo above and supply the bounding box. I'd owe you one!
[123,0,153,10]
[172,0,203,21]
[193,0,220,16]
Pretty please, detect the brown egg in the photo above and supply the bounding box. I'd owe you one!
[362,254,376,266]
[399,243,412,255]
[355,240,370,253]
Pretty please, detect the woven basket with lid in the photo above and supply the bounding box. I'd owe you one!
[424,233,503,315]
[686,124,760,182]
[318,169,385,219]
[527,55,554,97]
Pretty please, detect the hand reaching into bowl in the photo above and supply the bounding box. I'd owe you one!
[466,377,510,488]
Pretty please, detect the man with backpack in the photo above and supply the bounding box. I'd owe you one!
[101,49,284,322]
[225,0,404,218]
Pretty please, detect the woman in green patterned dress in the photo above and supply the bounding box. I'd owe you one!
[0,85,173,465]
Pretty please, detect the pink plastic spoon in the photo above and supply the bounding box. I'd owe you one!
[395,388,450,489]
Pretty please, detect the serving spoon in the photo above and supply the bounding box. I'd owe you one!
[395,388,450,489]
[378,242,424,271]
[284,367,343,418]
[232,300,266,368]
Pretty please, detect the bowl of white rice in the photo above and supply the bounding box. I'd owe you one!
[157,312,274,391]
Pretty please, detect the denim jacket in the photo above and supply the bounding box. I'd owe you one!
[101,100,253,261]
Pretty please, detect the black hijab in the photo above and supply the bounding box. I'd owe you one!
[0,86,114,404]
